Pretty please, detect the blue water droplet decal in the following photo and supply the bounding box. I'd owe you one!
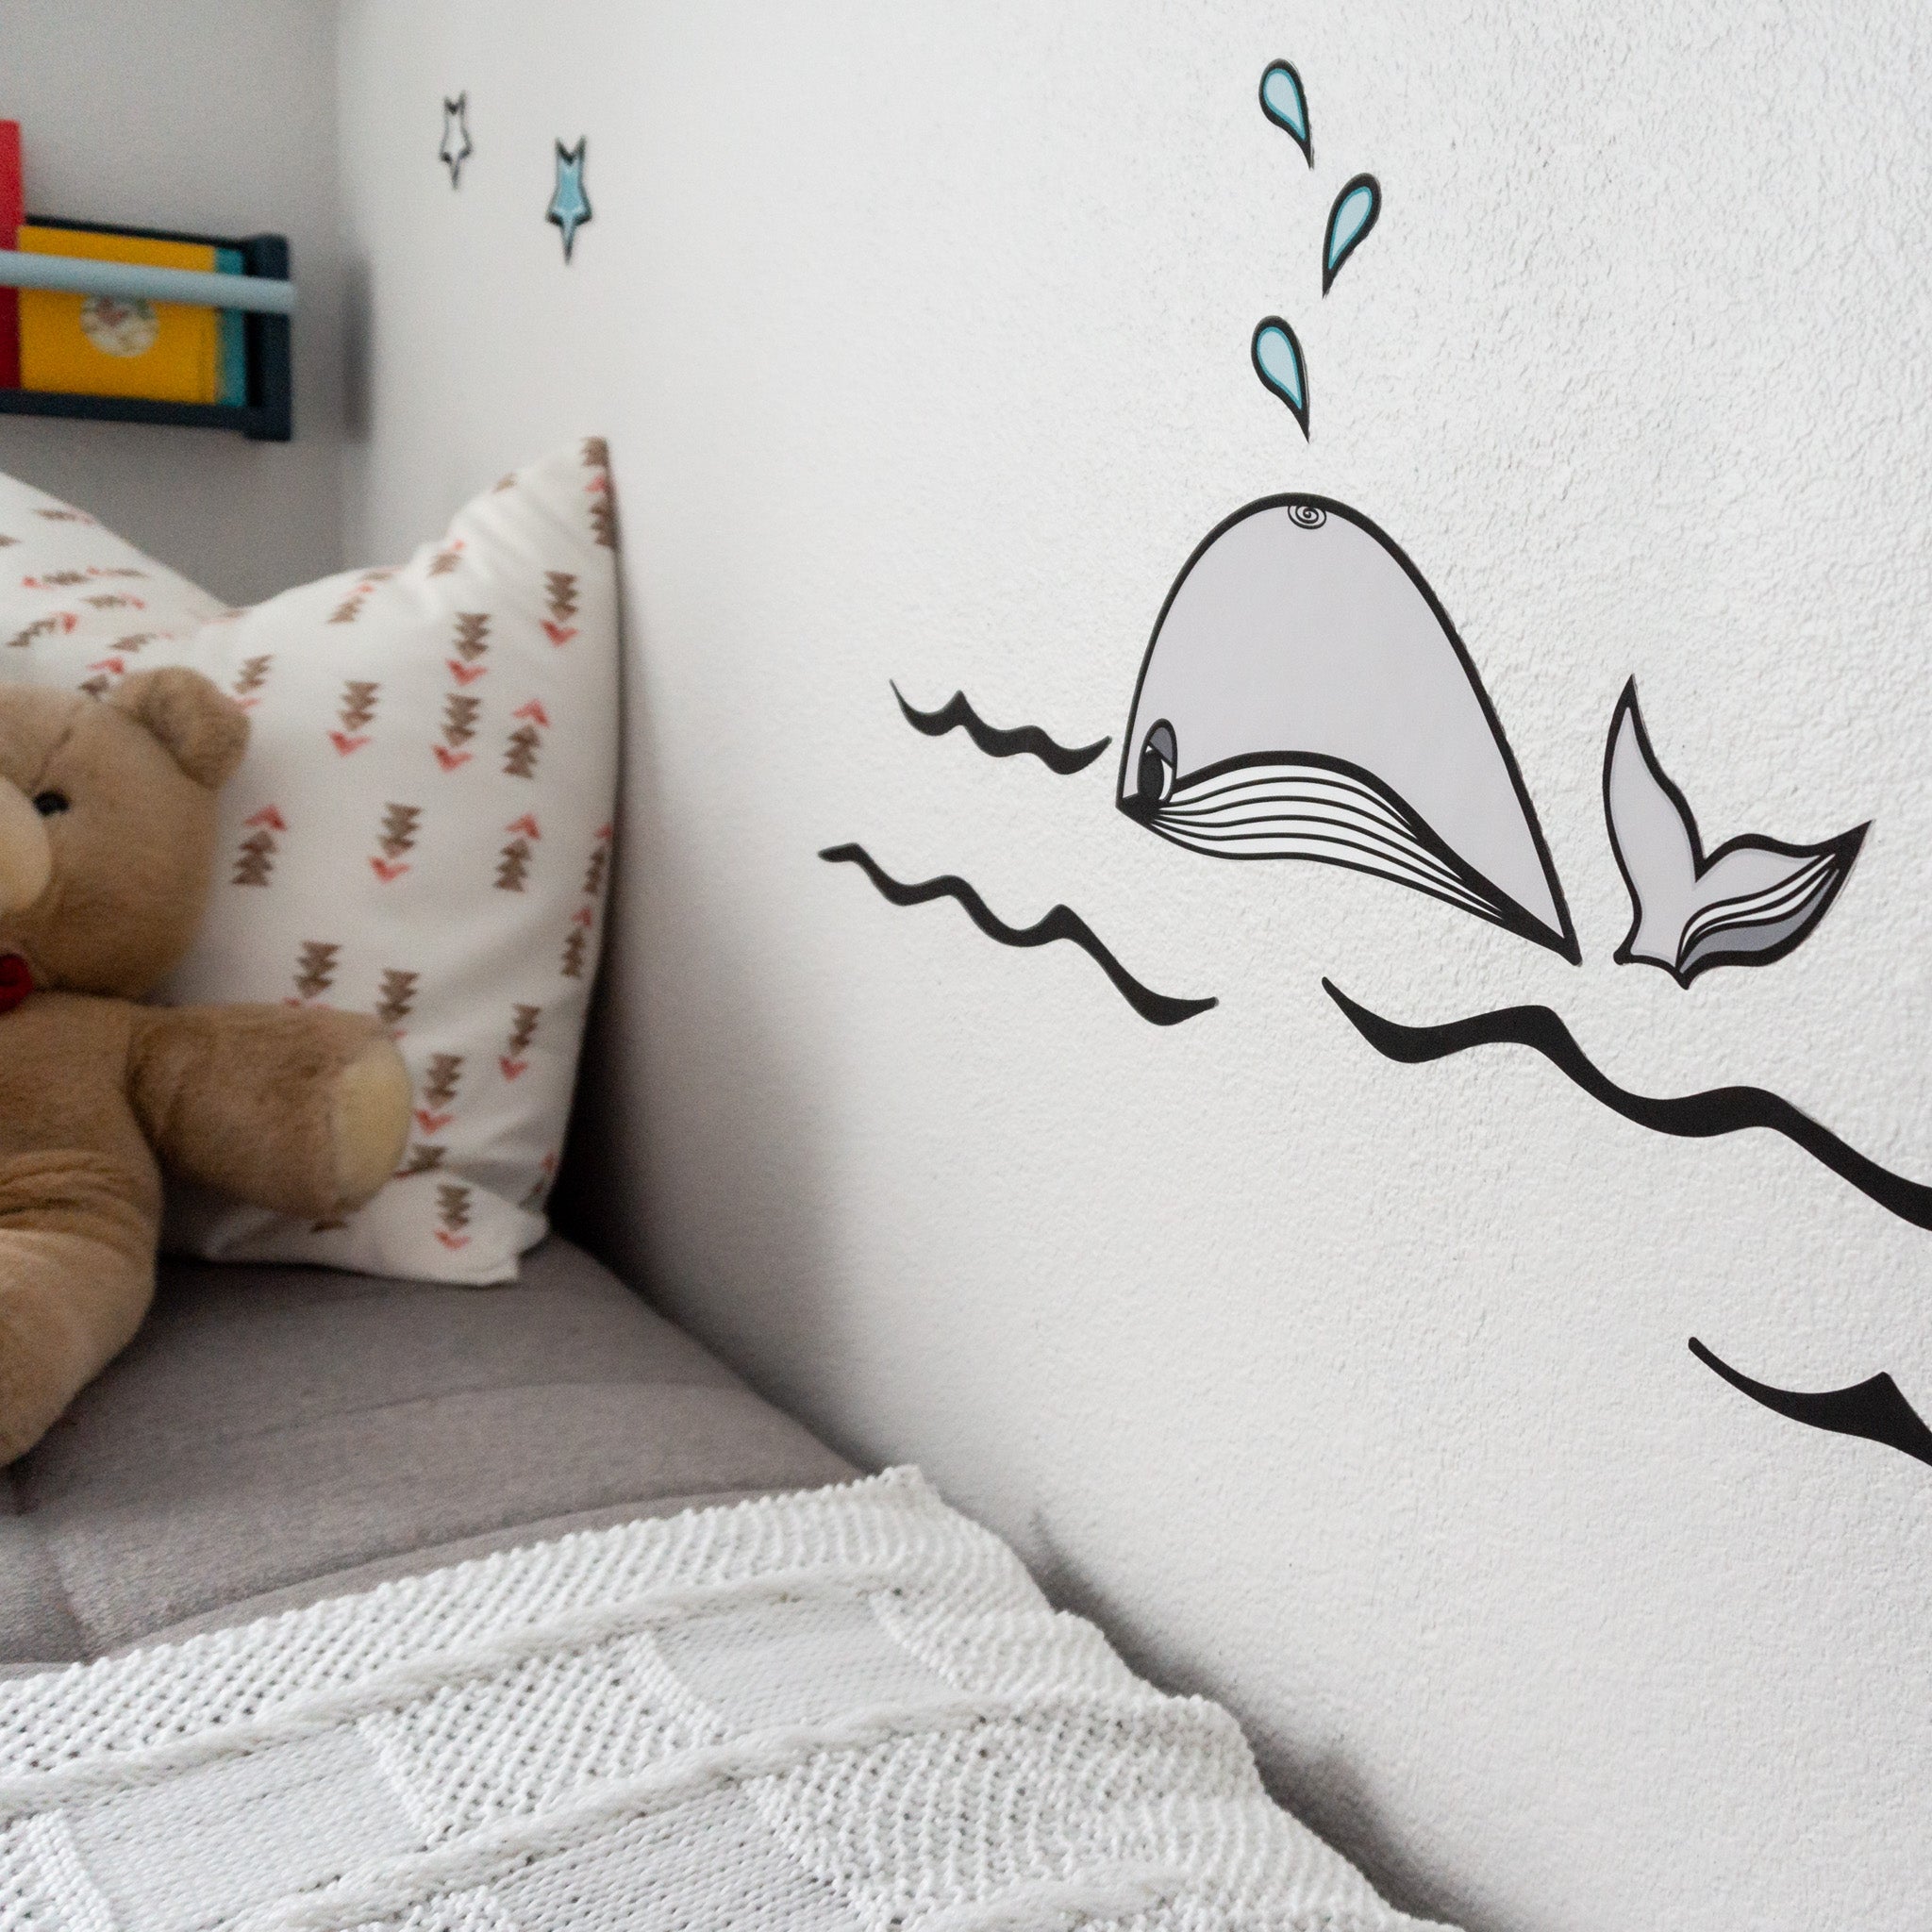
[1250,318,1309,439]
[1258,61,1311,165]
[1323,174,1381,294]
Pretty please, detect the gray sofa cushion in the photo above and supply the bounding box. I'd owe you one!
[0,1238,855,1666]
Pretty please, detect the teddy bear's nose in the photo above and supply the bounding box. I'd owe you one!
[0,777,53,919]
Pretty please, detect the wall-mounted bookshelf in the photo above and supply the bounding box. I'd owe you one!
[0,219,292,442]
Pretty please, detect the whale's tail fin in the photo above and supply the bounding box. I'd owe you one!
[1606,682,1865,987]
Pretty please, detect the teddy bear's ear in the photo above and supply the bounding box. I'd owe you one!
[109,668,250,790]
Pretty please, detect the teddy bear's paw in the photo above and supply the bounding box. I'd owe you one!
[330,1038,412,1212]
[0,1230,153,1460]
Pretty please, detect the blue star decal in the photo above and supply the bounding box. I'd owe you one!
[546,139,592,263]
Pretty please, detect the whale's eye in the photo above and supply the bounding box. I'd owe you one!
[1136,722,1176,808]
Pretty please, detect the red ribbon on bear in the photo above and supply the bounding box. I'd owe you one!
[0,953,32,1015]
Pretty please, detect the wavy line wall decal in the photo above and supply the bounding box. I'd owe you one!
[820,842,1216,1027]
[890,685,1111,775]
[1690,1339,1932,1472]
[1324,980,1932,1232]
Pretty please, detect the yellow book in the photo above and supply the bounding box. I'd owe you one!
[17,225,222,403]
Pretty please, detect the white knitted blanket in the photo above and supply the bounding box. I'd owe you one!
[0,1470,1446,1932]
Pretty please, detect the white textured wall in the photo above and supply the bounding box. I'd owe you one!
[337,6,1932,1925]
[0,0,344,602]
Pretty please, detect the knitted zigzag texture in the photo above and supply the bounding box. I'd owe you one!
[0,1470,1450,1932]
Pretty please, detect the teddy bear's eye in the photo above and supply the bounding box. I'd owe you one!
[31,791,69,817]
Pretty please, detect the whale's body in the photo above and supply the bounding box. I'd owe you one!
[1118,496,1577,959]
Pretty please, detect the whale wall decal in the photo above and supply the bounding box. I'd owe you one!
[1116,496,1580,961]
[814,50,1908,1480]
[1249,64,1381,431]
[1605,681,1867,987]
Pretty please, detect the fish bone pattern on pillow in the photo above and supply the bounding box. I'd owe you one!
[0,441,620,1284]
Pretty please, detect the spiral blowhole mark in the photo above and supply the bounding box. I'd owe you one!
[1288,504,1325,529]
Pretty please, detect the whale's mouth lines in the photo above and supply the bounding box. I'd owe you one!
[820,842,1216,1027]
[1132,754,1577,958]
[891,684,1111,775]
[1324,979,1932,1232]
[1689,1339,1932,1473]
[1148,770,1486,911]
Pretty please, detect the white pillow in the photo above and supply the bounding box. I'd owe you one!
[0,476,227,658]
[0,443,620,1284]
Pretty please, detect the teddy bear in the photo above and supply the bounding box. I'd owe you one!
[0,669,411,1459]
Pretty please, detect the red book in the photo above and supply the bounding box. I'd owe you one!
[0,121,20,389]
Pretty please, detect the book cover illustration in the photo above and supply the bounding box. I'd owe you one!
[16,224,241,405]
